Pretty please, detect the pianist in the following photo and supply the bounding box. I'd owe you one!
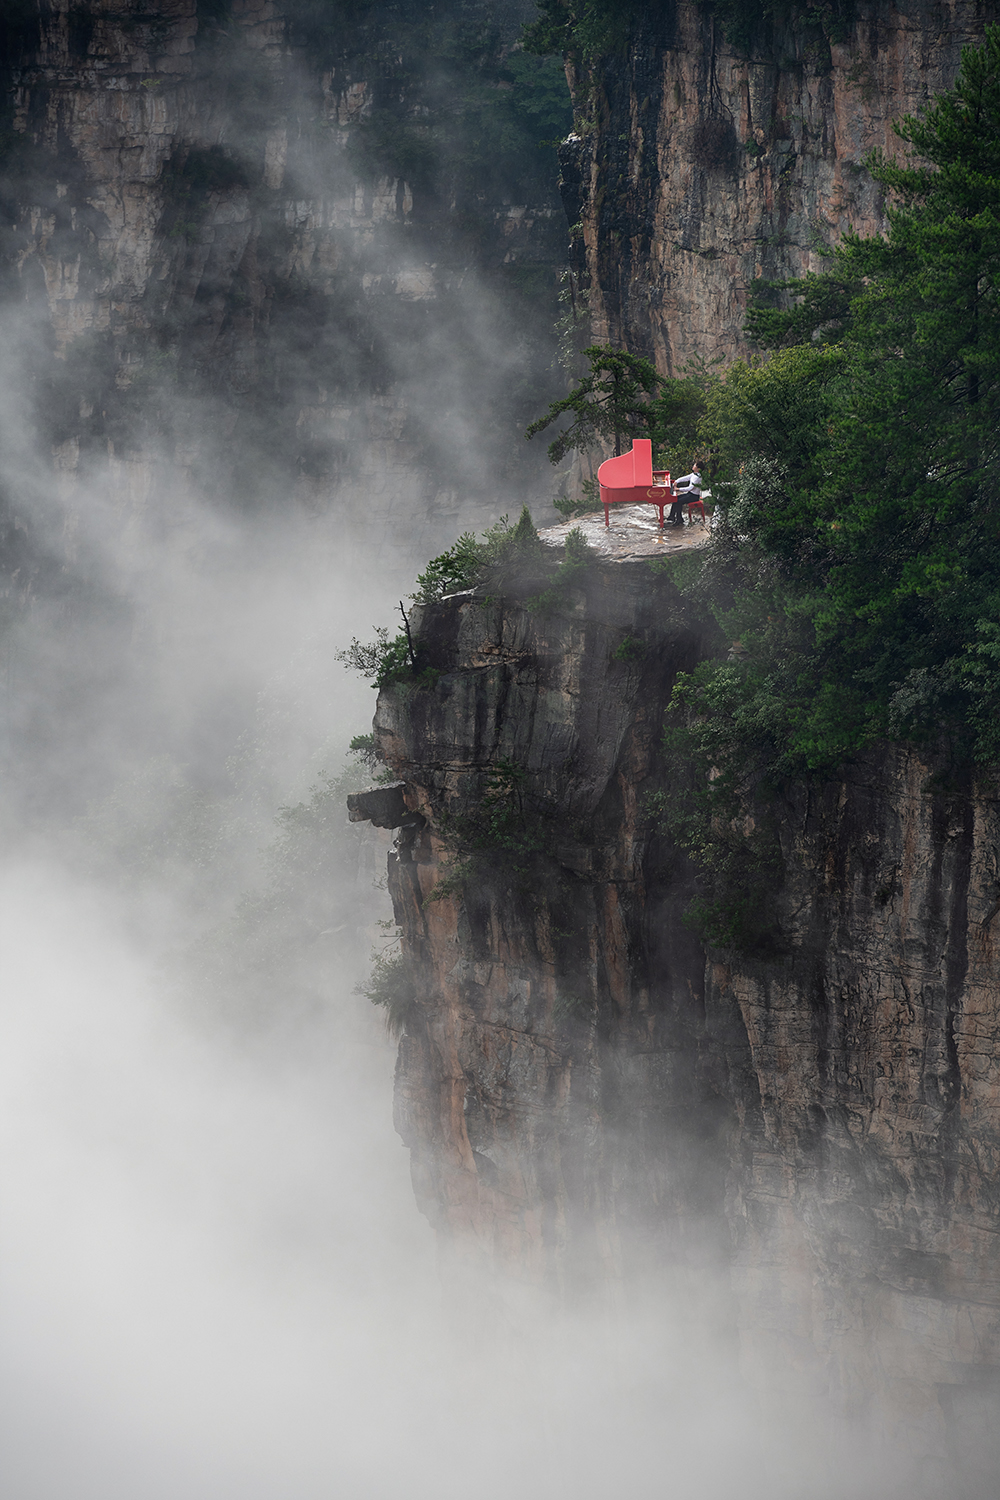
[668,461,703,526]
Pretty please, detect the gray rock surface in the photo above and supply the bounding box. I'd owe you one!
[346,783,408,828]
[372,531,1000,1482]
[565,0,994,371]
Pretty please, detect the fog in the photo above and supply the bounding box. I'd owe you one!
[0,342,930,1500]
[0,857,760,1500]
[0,430,778,1500]
[0,9,964,1493]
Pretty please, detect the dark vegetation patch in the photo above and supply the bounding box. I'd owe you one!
[691,114,739,172]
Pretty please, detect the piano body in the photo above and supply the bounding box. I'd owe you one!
[596,438,674,527]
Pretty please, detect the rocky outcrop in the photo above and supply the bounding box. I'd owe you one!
[373,560,713,1287]
[357,542,1000,1482]
[346,783,408,828]
[564,0,994,372]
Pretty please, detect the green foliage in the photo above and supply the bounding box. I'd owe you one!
[348,115,437,188]
[698,345,846,486]
[356,948,417,1037]
[554,268,591,376]
[553,476,603,519]
[523,0,670,60]
[341,508,554,690]
[412,506,547,603]
[526,525,594,613]
[745,269,858,349]
[335,626,414,688]
[649,364,715,478]
[612,633,645,662]
[703,0,853,55]
[433,758,555,896]
[526,343,663,461]
[648,726,785,953]
[411,532,485,604]
[347,733,383,774]
[159,144,251,204]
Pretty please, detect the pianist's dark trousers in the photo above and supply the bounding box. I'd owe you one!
[668,494,686,524]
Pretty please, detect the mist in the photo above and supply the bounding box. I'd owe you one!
[0,3,974,1496]
[0,350,933,1500]
[0,406,773,1500]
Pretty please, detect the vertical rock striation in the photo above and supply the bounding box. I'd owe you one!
[563,0,994,371]
[372,561,719,1289]
[710,750,1000,1478]
[359,552,1000,1480]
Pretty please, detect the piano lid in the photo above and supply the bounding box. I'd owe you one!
[597,438,653,490]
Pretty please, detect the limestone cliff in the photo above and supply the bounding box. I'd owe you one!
[0,0,567,551]
[357,542,1000,1486]
[561,0,996,371]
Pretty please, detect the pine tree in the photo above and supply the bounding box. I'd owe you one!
[525,344,662,462]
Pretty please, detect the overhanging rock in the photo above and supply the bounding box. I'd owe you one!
[346,783,408,828]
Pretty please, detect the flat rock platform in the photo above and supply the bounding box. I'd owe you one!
[539,504,711,561]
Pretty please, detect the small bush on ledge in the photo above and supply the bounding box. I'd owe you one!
[338,506,592,694]
[430,758,559,900]
[336,625,414,689]
[356,948,417,1037]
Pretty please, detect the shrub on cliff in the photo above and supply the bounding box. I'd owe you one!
[356,948,417,1038]
[432,758,560,900]
[525,525,594,612]
[338,508,556,688]
[335,624,415,689]
[411,506,547,604]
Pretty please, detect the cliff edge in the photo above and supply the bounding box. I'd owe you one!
[354,536,1000,1486]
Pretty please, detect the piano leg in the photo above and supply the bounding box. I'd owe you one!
[604,504,610,527]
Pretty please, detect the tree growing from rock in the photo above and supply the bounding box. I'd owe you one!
[525,343,663,461]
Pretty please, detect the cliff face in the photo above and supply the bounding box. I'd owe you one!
[1,0,566,552]
[711,751,1000,1477]
[364,553,1000,1484]
[374,561,714,1289]
[562,0,994,371]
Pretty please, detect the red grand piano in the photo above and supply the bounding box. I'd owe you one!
[597,438,674,528]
